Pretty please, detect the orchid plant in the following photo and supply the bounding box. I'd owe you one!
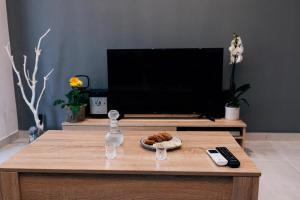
[227,33,251,108]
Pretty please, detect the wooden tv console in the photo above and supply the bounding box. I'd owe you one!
[62,118,247,146]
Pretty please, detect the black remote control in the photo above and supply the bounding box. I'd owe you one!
[216,147,240,168]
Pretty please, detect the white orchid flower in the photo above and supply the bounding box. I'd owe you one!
[229,34,244,64]
[236,37,242,45]
[229,45,235,52]
[230,55,235,64]
[236,55,243,63]
[231,47,243,56]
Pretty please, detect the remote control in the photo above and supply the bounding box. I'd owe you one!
[216,147,240,168]
[206,149,228,166]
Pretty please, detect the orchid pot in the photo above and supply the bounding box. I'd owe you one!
[225,106,240,120]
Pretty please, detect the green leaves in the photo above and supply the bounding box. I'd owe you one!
[227,83,251,107]
[235,84,251,99]
[53,99,65,106]
[53,87,89,114]
[69,105,81,115]
[239,98,249,107]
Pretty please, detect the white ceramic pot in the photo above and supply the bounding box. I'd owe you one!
[225,106,240,120]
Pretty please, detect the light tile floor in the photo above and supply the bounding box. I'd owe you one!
[0,137,27,164]
[245,133,300,200]
[0,133,299,200]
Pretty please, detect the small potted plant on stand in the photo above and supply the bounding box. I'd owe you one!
[225,33,251,120]
[54,76,89,122]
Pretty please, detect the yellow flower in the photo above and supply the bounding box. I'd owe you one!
[69,77,83,87]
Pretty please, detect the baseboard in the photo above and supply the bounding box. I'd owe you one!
[0,129,19,147]
[17,130,28,138]
[0,130,29,147]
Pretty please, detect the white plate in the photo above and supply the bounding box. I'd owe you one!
[140,136,182,151]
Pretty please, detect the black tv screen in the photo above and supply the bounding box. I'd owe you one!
[107,48,224,117]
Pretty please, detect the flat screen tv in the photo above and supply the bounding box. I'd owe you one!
[107,48,224,117]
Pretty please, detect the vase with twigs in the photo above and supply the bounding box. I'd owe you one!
[5,28,54,141]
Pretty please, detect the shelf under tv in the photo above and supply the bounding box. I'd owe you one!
[124,114,202,119]
[62,117,247,147]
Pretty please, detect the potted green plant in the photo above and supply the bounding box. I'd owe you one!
[54,76,89,122]
[226,33,251,120]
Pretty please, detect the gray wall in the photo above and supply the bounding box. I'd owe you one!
[6,0,300,132]
[0,0,18,139]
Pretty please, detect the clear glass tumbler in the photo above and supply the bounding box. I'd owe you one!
[155,144,167,160]
[105,142,117,160]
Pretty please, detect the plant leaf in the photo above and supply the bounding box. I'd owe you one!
[53,99,65,106]
[235,84,251,94]
[235,84,251,98]
[239,98,250,107]
[70,105,80,115]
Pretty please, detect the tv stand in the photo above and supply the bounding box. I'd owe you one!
[62,118,247,147]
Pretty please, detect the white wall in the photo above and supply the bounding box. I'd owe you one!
[0,0,18,140]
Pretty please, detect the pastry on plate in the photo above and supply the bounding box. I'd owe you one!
[141,133,182,150]
[144,139,156,145]
[147,132,173,143]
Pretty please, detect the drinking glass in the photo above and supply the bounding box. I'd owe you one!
[155,144,167,160]
[105,143,117,160]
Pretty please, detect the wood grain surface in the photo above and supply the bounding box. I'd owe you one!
[0,131,260,176]
[0,172,20,200]
[232,177,259,200]
[62,118,247,128]
[19,173,233,200]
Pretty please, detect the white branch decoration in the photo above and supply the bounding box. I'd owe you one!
[5,28,54,132]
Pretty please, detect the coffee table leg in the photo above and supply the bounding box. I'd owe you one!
[232,176,259,200]
[0,172,21,200]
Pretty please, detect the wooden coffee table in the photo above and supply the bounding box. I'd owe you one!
[0,131,260,200]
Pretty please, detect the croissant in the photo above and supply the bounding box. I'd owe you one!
[147,133,173,143]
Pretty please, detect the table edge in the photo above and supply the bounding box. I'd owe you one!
[0,168,261,177]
